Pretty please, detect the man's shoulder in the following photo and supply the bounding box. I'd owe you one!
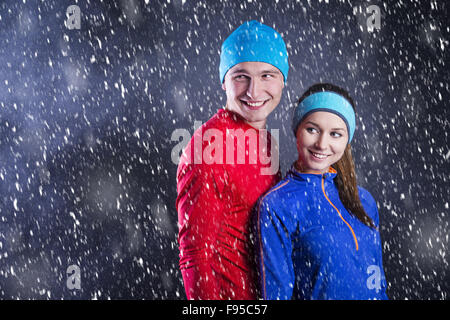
[184,110,228,143]
[199,109,241,131]
[188,109,256,149]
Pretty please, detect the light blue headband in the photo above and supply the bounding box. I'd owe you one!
[292,91,356,142]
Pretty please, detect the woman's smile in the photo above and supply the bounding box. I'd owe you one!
[308,150,331,160]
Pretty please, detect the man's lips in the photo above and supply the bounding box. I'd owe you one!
[240,99,268,110]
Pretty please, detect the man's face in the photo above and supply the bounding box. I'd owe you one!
[222,61,285,129]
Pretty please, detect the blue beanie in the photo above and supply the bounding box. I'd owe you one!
[292,91,356,143]
[219,20,289,83]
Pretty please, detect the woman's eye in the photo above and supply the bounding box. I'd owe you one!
[306,127,318,133]
[331,131,342,138]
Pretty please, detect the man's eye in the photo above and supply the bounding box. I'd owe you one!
[234,75,248,80]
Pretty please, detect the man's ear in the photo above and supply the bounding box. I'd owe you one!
[222,82,226,91]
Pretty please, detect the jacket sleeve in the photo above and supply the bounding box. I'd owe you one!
[373,203,389,299]
[176,158,227,300]
[256,195,295,300]
[360,188,389,299]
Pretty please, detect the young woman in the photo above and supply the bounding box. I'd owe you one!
[256,83,388,300]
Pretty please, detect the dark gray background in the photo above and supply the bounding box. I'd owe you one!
[0,0,448,299]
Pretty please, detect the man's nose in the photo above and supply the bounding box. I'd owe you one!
[246,78,263,100]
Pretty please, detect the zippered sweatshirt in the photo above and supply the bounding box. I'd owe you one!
[176,109,280,299]
[256,165,388,300]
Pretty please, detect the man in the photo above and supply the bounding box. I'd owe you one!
[176,20,289,299]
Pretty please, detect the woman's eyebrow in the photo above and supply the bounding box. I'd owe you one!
[305,121,345,131]
[305,121,319,127]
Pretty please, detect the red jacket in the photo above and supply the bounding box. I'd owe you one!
[176,109,280,299]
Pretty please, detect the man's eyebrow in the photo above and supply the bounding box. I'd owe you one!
[230,68,249,75]
[305,121,345,131]
[260,69,280,74]
[230,68,281,75]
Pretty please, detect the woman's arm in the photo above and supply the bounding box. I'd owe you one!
[256,191,295,300]
[360,187,389,299]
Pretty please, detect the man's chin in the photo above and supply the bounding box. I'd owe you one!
[226,105,274,127]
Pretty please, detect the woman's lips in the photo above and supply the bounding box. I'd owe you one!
[309,150,330,160]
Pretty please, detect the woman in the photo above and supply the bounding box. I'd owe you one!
[256,83,388,300]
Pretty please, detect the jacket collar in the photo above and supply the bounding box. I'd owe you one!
[287,162,337,182]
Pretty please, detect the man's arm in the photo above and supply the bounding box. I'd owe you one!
[176,159,227,300]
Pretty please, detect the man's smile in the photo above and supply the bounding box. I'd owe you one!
[240,99,269,110]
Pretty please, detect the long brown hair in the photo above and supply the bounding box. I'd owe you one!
[296,83,376,229]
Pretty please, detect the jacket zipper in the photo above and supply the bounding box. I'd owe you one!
[321,175,359,251]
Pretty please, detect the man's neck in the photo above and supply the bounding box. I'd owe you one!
[246,119,266,130]
[224,106,267,130]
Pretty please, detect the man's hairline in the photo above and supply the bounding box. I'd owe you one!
[230,64,281,73]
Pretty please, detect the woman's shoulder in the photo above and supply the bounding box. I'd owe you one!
[358,186,376,205]
[260,177,291,202]
[259,175,310,207]
[357,186,380,225]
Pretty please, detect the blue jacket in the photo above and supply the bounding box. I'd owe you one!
[256,166,388,300]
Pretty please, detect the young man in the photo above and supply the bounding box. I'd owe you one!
[176,21,289,299]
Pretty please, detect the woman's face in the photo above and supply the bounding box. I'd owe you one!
[296,111,348,174]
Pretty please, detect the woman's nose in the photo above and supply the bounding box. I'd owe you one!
[314,134,328,150]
